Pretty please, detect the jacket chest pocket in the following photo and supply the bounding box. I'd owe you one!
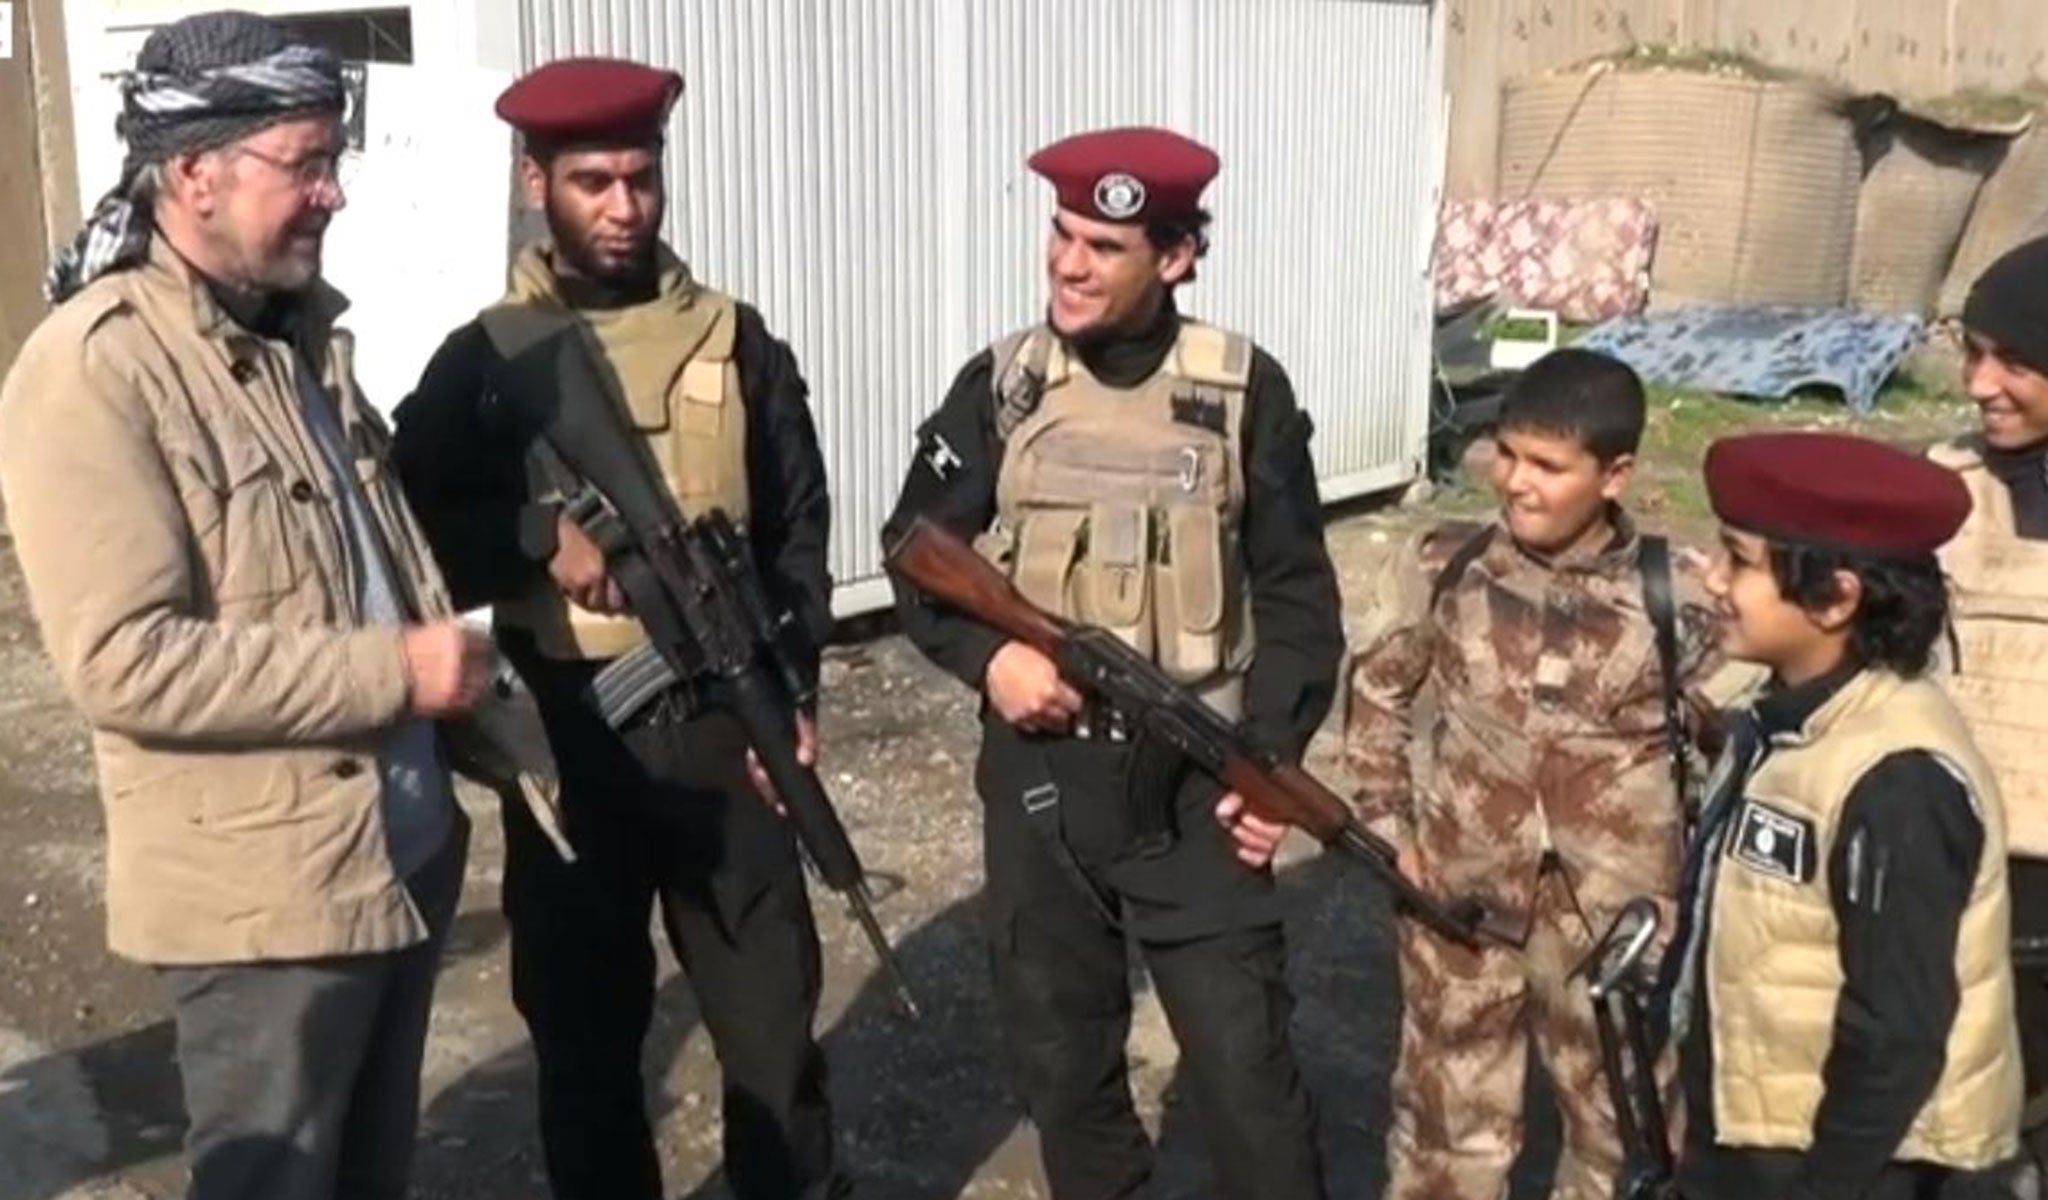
[202,433,302,613]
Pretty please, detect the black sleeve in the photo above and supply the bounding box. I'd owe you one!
[1792,750,1984,1200]
[391,323,557,611]
[879,351,1007,690]
[1237,349,1345,759]
[733,304,832,688]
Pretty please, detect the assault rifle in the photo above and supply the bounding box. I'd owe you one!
[883,516,1509,946]
[479,306,920,1019]
[1579,897,1678,1200]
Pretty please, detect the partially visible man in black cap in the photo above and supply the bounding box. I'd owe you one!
[0,10,494,1200]
[1931,233,2048,1184]
[391,58,844,1200]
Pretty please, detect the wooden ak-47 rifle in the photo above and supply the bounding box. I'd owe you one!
[884,516,1513,946]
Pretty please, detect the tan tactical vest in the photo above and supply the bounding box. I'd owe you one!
[492,246,749,660]
[1707,670,2019,1168]
[1932,437,2048,859]
[978,320,1255,715]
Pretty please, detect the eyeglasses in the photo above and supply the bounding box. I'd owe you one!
[232,145,357,194]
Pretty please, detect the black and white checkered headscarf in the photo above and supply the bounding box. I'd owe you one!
[45,12,345,303]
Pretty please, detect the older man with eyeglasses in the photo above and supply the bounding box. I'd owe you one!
[0,12,496,1199]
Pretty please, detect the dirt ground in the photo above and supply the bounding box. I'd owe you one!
[0,380,1974,1199]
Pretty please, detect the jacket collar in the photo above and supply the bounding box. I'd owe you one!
[503,240,700,314]
[137,232,350,346]
[1499,503,1642,575]
[1756,662,1898,748]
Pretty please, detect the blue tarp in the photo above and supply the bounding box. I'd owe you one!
[1578,307,1924,414]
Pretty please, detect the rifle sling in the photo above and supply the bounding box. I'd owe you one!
[1013,749,1124,929]
[1637,535,1691,813]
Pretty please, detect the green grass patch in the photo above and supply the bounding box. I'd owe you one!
[1484,315,1556,343]
[1435,373,1977,540]
[1581,43,1806,84]
[1910,80,2048,130]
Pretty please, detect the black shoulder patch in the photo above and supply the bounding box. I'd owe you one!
[1172,391,1227,435]
[1728,799,1818,884]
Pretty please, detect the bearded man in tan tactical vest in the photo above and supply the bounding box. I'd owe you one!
[1932,233,2048,1185]
[390,58,845,1200]
[884,126,1345,1200]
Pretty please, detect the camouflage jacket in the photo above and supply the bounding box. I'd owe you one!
[1345,509,1729,941]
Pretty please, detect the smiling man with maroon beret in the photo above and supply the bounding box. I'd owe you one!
[883,126,1342,1200]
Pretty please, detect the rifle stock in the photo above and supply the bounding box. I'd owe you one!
[881,520,1068,654]
[885,516,1502,947]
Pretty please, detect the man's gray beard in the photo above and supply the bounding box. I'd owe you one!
[205,222,320,296]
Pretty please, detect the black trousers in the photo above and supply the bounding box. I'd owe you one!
[160,816,467,1200]
[978,723,1326,1200]
[1677,1144,2008,1200]
[503,657,843,1200]
[2012,858,2048,1165]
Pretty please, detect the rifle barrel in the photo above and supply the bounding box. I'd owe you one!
[845,881,921,1020]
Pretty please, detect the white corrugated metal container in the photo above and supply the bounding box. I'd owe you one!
[56,0,1440,616]
[518,0,1442,615]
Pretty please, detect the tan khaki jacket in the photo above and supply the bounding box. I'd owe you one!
[0,237,460,964]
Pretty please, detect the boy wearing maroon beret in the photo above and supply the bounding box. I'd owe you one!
[1664,432,2020,1200]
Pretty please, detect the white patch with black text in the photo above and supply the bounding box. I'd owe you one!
[1730,799,1816,884]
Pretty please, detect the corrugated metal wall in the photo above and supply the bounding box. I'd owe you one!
[520,0,1439,614]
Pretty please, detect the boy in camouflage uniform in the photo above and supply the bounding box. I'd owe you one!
[1350,350,1726,1200]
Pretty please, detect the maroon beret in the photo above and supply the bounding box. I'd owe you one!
[495,58,682,144]
[1028,126,1219,225]
[1704,432,1971,556]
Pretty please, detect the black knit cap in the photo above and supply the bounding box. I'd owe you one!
[1964,235,2048,376]
[118,10,343,166]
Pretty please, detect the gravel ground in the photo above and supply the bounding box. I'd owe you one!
[0,503,1576,1200]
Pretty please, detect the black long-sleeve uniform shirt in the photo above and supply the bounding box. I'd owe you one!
[389,288,833,683]
[879,301,1344,761]
[1677,663,1986,1200]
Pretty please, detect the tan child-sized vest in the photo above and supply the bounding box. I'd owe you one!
[1707,669,2019,1168]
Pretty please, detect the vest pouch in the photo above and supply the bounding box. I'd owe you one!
[611,333,674,433]
[676,359,728,436]
[973,521,1018,573]
[662,360,749,520]
[1081,502,1153,657]
[1155,504,1226,683]
[1013,509,1088,617]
